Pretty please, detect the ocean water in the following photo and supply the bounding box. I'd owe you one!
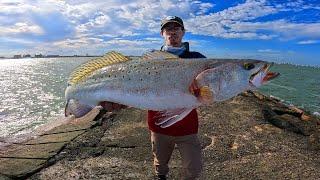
[0,58,319,146]
[259,64,320,115]
[0,57,91,145]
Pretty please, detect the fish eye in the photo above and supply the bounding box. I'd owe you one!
[243,63,255,70]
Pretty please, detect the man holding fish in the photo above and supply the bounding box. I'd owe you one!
[148,16,206,180]
[64,15,279,180]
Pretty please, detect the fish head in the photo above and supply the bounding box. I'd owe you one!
[244,61,280,88]
[196,59,279,102]
[219,60,279,87]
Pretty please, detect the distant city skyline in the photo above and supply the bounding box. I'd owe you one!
[0,53,95,58]
[0,53,100,59]
[0,0,319,66]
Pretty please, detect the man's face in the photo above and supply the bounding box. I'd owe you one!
[161,22,185,47]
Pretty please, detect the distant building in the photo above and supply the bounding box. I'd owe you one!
[23,54,31,58]
[46,55,60,57]
[35,54,43,58]
[13,55,22,59]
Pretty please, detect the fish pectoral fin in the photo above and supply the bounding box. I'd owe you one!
[189,79,214,105]
[154,108,193,128]
[197,86,214,105]
[65,99,95,118]
[193,68,216,104]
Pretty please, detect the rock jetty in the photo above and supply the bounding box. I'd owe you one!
[1,91,319,179]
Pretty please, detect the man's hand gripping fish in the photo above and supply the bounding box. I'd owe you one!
[65,50,279,127]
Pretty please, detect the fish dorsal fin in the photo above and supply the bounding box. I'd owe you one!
[68,51,130,85]
[141,50,179,60]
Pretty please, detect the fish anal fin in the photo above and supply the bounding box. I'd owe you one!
[141,50,179,61]
[154,108,193,128]
[68,51,130,85]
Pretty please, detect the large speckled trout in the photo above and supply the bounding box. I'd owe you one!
[65,50,279,127]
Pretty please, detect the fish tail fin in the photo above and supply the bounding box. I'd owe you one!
[65,99,94,118]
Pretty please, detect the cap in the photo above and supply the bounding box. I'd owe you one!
[161,16,184,30]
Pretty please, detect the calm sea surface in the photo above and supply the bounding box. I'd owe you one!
[0,57,319,144]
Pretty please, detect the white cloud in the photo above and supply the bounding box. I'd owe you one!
[186,0,320,40]
[27,36,162,56]
[220,32,276,40]
[143,37,162,42]
[75,12,111,34]
[0,22,44,35]
[185,0,279,39]
[1,0,320,57]
[0,37,36,45]
[0,1,38,15]
[297,40,319,45]
[228,20,320,39]
[196,2,214,15]
[257,49,280,53]
[1,0,319,41]
[53,37,104,48]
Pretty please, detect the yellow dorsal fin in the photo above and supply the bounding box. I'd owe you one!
[141,50,179,60]
[68,51,130,85]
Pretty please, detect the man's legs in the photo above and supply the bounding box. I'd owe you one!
[175,134,203,180]
[151,132,175,177]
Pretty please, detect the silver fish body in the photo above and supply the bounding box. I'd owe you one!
[66,58,209,110]
[65,51,279,127]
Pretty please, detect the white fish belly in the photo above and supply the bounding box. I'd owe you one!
[81,88,200,110]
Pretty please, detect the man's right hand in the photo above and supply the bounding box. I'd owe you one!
[189,79,200,96]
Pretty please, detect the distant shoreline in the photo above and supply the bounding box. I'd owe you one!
[0,55,102,59]
[0,55,141,59]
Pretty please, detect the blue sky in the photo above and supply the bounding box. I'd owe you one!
[0,0,319,66]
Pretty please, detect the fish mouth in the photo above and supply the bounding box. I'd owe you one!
[249,63,280,87]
